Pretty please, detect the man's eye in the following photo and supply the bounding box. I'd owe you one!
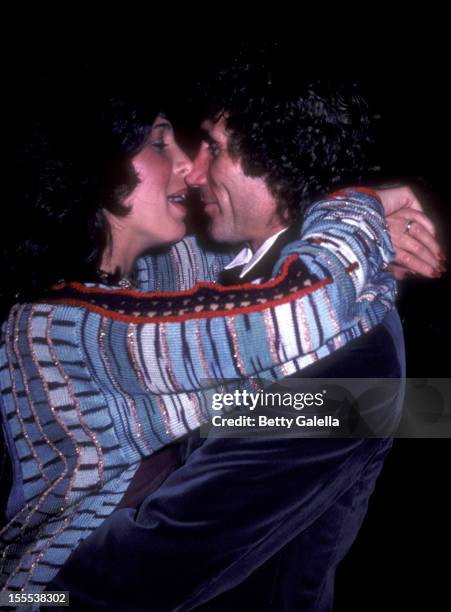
[208,143,220,157]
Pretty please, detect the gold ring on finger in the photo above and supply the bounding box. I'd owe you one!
[404,219,414,235]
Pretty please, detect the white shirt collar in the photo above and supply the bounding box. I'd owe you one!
[224,227,289,278]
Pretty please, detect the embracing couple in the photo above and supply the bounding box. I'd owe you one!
[0,53,442,611]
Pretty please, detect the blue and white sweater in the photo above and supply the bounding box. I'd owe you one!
[0,189,396,593]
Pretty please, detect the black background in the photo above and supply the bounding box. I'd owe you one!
[1,31,450,610]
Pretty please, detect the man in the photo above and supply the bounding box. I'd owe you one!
[47,67,441,611]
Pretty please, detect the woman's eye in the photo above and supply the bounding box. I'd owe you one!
[151,141,168,151]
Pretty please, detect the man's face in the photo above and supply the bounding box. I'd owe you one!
[185,117,287,251]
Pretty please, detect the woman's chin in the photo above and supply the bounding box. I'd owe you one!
[172,218,187,240]
[138,220,188,252]
[158,224,187,247]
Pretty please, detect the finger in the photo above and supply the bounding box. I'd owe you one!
[389,207,438,240]
[393,228,442,267]
[393,248,443,278]
[387,264,413,281]
[388,216,440,266]
[392,241,440,273]
[388,214,441,260]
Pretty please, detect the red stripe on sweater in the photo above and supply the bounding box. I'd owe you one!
[328,187,382,203]
[52,255,301,298]
[46,276,335,324]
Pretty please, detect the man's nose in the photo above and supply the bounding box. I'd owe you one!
[185,148,209,187]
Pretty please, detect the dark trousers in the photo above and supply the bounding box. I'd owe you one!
[48,435,395,612]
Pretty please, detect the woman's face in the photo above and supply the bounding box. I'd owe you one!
[124,115,192,248]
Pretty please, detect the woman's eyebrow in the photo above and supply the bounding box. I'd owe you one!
[152,121,172,131]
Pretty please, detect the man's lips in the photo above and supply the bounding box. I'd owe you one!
[201,197,220,208]
[202,200,220,216]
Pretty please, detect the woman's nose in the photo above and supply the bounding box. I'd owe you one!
[176,149,193,178]
[185,148,208,187]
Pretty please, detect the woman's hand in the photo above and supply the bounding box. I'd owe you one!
[376,186,445,279]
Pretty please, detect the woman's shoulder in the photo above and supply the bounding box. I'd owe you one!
[136,235,238,291]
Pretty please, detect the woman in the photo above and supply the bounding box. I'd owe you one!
[0,91,397,596]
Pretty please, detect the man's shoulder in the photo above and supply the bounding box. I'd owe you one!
[237,224,302,284]
[292,310,405,380]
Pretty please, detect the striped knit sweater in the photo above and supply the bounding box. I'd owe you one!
[0,189,396,595]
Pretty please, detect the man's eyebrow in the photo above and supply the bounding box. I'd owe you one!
[200,128,217,143]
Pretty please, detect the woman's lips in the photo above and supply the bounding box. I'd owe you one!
[167,189,188,203]
[167,189,188,216]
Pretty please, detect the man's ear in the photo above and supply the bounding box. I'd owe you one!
[281,207,291,224]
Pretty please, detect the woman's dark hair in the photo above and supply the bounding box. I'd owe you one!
[0,93,158,319]
[197,46,377,224]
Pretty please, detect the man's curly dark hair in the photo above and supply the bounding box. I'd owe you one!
[198,47,376,224]
[0,93,159,319]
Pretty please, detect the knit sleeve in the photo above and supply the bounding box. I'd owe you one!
[47,188,397,386]
[135,236,237,291]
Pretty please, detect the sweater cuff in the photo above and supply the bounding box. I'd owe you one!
[328,186,382,204]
